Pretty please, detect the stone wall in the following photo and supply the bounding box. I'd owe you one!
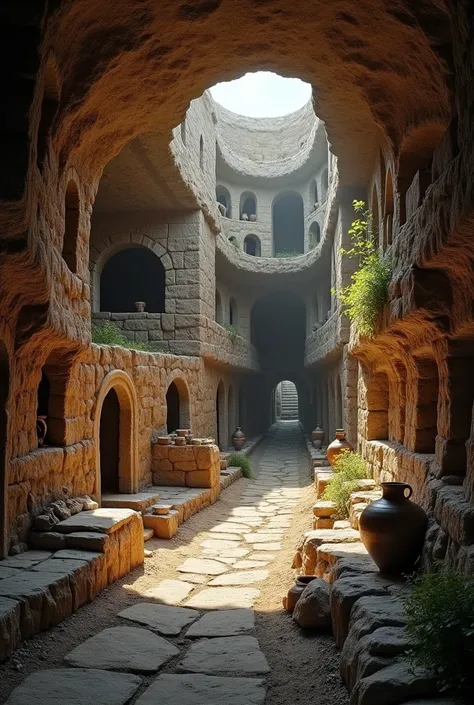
[151,443,221,489]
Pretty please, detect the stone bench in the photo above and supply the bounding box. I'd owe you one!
[0,509,144,661]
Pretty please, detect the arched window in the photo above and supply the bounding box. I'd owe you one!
[62,180,80,273]
[216,185,231,218]
[309,221,321,248]
[244,234,261,256]
[100,246,165,313]
[166,378,191,434]
[199,135,204,170]
[37,56,59,170]
[180,120,186,145]
[215,289,223,324]
[321,168,329,200]
[272,191,304,255]
[229,297,238,328]
[240,191,257,221]
[310,179,318,209]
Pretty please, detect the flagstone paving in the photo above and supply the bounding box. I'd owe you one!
[5,421,308,705]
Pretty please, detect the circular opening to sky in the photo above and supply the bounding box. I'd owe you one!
[210,72,312,118]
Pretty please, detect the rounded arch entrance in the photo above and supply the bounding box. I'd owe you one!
[272,191,304,255]
[100,245,165,313]
[93,370,139,503]
[165,375,191,433]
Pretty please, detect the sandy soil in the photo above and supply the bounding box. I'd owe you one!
[0,444,349,705]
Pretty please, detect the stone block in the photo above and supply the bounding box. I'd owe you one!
[0,597,21,662]
[313,501,336,517]
[65,531,109,552]
[168,446,195,463]
[27,531,67,551]
[143,510,179,539]
[153,469,186,486]
[55,508,138,535]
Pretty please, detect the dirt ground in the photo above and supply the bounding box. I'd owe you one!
[0,454,349,705]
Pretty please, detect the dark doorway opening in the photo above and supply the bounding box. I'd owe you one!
[100,388,120,495]
[100,247,165,313]
[272,192,304,255]
[166,382,180,433]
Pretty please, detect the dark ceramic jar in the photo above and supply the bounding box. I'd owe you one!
[359,482,428,575]
[326,429,353,466]
[284,576,318,613]
[231,427,246,451]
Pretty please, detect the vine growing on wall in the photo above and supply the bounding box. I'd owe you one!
[332,200,392,337]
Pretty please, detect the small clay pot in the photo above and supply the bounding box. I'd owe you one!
[185,434,193,445]
[174,437,186,446]
[284,576,318,613]
[176,429,189,438]
[157,436,171,446]
[231,427,246,451]
[134,301,146,312]
[311,425,325,449]
[326,429,353,466]
[359,482,428,575]
[190,438,202,446]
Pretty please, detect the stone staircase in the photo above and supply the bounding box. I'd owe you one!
[279,380,299,420]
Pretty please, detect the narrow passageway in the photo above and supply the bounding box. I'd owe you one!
[1,422,347,705]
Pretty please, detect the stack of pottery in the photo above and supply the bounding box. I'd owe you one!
[231,427,246,451]
[311,426,324,449]
[134,301,146,312]
[326,429,353,466]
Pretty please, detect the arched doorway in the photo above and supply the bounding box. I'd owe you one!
[100,246,165,313]
[228,384,236,446]
[166,382,180,433]
[275,380,299,420]
[94,370,138,502]
[100,388,120,494]
[244,235,261,256]
[272,192,304,255]
[216,185,231,217]
[216,381,226,449]
[0,343,9,558]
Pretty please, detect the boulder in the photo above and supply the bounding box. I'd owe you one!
[350,660,437,705]
[34,507,59,531]
[50,500,71,521]
[293,578,331,630]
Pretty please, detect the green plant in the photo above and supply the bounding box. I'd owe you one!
[228,236,240,250]
[274,250,301,258]
[228,453,252,478]
[92,321,165,353]
[223,323,238,342]
[403,570,474,701]
[322,450,368,517]
[332,200,392,337]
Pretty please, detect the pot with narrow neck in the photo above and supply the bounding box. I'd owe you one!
[359,481,428,575]
[231,427,246,451]
[326,429,353,466]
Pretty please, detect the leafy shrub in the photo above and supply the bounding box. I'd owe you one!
[274,250,301,258]
[333,200,392,336]
[228,236,240,250]
[92,321,165,353]
[403,570,474,701]
[323,450,368,517]
[228,453,252,478]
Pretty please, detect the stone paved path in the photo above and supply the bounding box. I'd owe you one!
[5,422,306,705]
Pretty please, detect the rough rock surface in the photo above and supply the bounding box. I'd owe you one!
[292,578,331,630]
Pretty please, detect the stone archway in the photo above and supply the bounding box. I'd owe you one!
[165,375,191,433]
[94,370,138,503]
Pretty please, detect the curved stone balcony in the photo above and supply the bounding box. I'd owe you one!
[304,308,350,366]
[201,320,259,371]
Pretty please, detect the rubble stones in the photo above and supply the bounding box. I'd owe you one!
[293,578,331,630]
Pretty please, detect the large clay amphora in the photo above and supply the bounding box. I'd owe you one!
[326,429,353,466]
[359,482,428,575]
[311,426,325,449]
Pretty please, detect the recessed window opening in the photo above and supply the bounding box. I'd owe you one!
[240,192,257,221]
[166,382,180,434]
[244,234,261,256]
[309,221,321,249]
[216,185,231,217]
[100,246,165,313]
[63,180,80,273]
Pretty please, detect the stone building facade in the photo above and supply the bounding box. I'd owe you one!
[1,0,474,581]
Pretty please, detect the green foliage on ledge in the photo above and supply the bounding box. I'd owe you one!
[333,200,392,337]
[322,449,368,517]
[222,323,238,342]
[228,453,252,478]
[92,321,165,353]
[403,570,474,701]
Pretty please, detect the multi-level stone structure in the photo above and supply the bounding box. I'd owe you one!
[1,0,473,586]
